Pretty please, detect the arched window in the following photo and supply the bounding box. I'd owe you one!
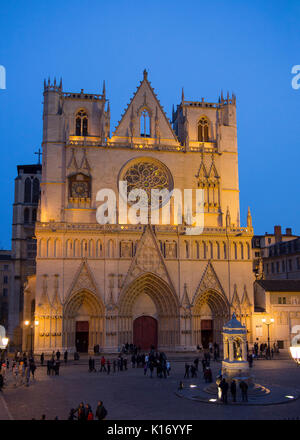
[185,241,189,258]
[75,109,88,136]
[217,242,220,259]
[32,178,40,203]
[234,242,237,259]
[140,109,150,137]
[198,116,209,142]
[240,243,244,260]
[223,242,227,259]
[24,178,31,203]
[24,208,29,224]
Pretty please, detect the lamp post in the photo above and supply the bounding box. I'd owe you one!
[0,337,9,362]
[24,320,39,354]
[262,318,274,359]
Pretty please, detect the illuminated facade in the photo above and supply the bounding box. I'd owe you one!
[23,71,255,353]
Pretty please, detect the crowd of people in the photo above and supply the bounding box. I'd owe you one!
[0,352,37,389]
[68,401,107,420]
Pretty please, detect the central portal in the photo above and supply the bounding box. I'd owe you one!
[75,321,89,352]
[133,316,158,350]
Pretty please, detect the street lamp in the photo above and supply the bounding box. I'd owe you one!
[0,337,9,362]
[262,317,274,359]
[24,320,39,354]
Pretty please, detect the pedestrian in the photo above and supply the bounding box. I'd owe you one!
[47,360,51,376]
[107,359,111,375]
[190,364,197,378]
[95,400,107,420]
[30,360,36,379]
[113,360,116,373]
[221,378,228,404]
[230,380,237,402]
[149,361,154,378]
[64,350,68,364]
[131,354,136,368]
[184,363,190,379]
[77,402,86,421]
[25,365,30,387]
[99,356,106,372]
[144,361,148,376]
[247,353,253,368]
[68,408,77,420]
[240,380,248,402]
[124,357,127,370]
[40,353,44,366]
[166,360,171,376]
[56,350,61,361]
[194,357,199,371]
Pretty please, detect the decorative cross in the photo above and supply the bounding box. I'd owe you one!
[35,148,42,164]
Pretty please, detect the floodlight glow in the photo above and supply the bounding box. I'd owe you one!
[285,395,295,399]
[209,398,217,402]
[190,385,197,388]
[2,337,8,347]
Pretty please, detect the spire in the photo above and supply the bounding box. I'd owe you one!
[143,69,148,80]
[54,77,56,86]
[221,90,224,102]
[106,100,110,115]
[247,206,252,228]
[181,87,184,104]
[44,79,46,90]
[59,77,62,90]
[172,104,175,122]
[102,80,106,98]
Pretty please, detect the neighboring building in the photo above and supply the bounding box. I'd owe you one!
[0,250,13,330]
[8,164,41,349]
[23,71,255,354]
[254,279,300,349]
[252,225,298,277]
[264,237,300,280]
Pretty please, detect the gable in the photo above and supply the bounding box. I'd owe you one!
[111,70,179,143]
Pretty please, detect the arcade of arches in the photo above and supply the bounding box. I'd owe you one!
[32,274,233,353]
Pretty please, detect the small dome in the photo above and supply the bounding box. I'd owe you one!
[224,313,245,330]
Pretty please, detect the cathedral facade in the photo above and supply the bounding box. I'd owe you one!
[23,70,255,353]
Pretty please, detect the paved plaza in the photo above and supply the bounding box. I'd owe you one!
[1,353,300,420]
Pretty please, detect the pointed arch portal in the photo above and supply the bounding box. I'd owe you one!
[192,289,230,347]
[119,273,180,349]
[63,289,105,352]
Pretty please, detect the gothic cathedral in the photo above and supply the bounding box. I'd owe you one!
[23,70,254,353]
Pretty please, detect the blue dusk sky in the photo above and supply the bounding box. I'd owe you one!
[0,0,300,249]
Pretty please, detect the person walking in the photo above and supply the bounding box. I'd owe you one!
[56,350,61,361]
[166,360,171,376]
[184,363,190,379]
[113,360,116,373]
[107,359,111,375]
[240,380,248,402]
[99,356,106,372]
[220,378,228,404]
[230,380,237,402]
[64,350,68,364]
[95,401,107,420]
[40,353,44,366]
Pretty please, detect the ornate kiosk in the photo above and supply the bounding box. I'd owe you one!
[222,313,250,383]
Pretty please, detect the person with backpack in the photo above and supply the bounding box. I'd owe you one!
[95,401,107,420]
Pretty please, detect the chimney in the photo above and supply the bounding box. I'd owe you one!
[274,225,282,243]
[286,227,292,236]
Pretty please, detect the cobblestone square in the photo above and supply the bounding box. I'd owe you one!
[1,353,300,420]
